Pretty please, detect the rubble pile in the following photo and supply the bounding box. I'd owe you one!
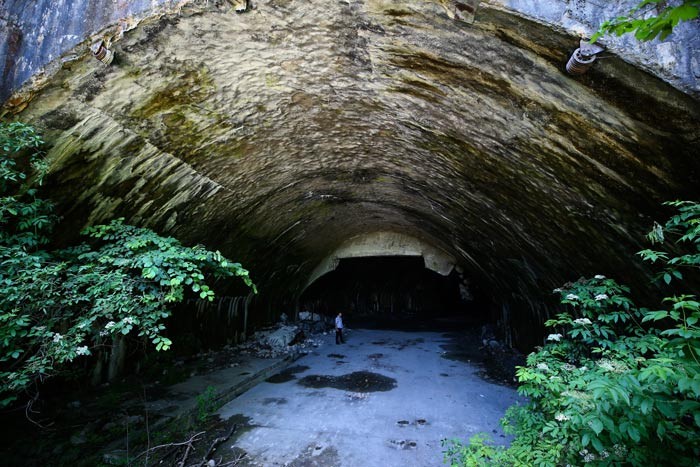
[235,313,332,359]
[295,311,333,335]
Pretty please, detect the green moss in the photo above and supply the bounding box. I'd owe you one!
[131,67,214,119]
[387,48,516,101]
[384,8,414,17]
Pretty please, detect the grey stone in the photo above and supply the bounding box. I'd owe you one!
[266,326,301,349]
[298,311,313,321]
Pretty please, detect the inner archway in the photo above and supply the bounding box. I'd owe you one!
[300,256,491,330]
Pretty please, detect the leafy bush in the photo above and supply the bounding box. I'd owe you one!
[592,0,699,42]
[196,385,219,422]
[0,122,256,407]
[444,201,700,466]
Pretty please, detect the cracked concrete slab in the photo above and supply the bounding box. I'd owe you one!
[217,329,522,466]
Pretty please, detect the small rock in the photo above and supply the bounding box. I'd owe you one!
[299,311,312,321]
[70,432,87,445]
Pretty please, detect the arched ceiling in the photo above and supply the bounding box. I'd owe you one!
[7,0,700,315]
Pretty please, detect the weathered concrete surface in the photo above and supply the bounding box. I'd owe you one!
[306,232,456,289]
[2,0,699,101]
[492,0,700,97]
[3,0,700,346]
[144,352,297,425]
[0,0,179,102]
[218,329,522,466]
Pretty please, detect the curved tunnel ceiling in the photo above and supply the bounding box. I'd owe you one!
[8,0,700,313]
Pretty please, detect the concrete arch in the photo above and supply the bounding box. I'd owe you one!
[304,231,456,290]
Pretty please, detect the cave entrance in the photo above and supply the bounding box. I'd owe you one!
[299,256,490,331]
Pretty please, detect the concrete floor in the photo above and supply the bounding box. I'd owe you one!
[217,329,522,466]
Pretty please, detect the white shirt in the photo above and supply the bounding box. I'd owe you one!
[335,316,344,329]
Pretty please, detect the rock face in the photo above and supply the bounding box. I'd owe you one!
[0,0,179,101]
[3,0,700,346]
[2,1,699,100]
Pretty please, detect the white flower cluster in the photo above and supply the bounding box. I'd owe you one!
[536,363,550,371]
[573,318,592,325]
[547,333,563,342]
[52,333,63,343]
[75,346,89,356]
[594,275,606,280]
[598,360,614,371]
[595,294,609,301]
[555,412,570,422]
[579,449,596,463]
[553,287,563,293]
[612,444,627,457]
[105,321,116,330]
[597,359,627,373]
[566,294,579,301]
[122,317,134,325]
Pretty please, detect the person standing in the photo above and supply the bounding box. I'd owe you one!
[335,312,345,344]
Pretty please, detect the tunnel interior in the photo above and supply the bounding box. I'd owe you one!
[2,1,700,465]
[3,0,699,352]
[300,256,492,330]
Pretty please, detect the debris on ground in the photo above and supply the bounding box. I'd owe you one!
[236,314,332,358]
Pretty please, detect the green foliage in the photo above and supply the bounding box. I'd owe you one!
[444,201,700,466]
[592,0,700,42]
[196,385,219,422]
[0,122,256,408]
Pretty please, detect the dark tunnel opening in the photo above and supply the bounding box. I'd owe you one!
[299,256,494,331]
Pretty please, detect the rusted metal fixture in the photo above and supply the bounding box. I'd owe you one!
[566,39,605,75]
[90,40,114,65]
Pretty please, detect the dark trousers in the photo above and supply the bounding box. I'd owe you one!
[335,328,344,344]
